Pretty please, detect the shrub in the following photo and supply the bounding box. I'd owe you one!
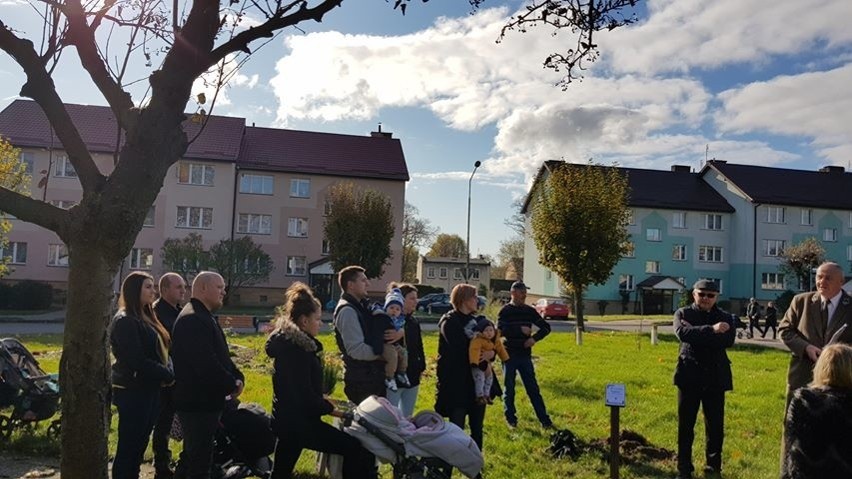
[0,280,54,310]
[775,289,797,316]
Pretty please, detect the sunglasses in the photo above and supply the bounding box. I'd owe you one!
[696,292,717,299]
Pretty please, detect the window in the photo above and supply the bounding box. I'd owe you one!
[49,200,76,209]
[823,228,838,242]
[321,239,330,256]
[19,152,34,174]
[439,267,448,279]
[290,179,310,198]
[700,277,723,294]
[626,209,635,225]
[672,212,686,229]
[801,209,813,226]
[470,269,480,280]
[704,214,723,230]
[259,295,268,303]
[48,244,69,266]
[672,244,687,261]
[619,274,634,291]
[761,273,785,290]
[763,239,786,257]
[129,248,153,270]
[847,244,852,262]
[238,214,272,235]
[622,241,635,258]
[242,257,267,274]
[0,242,27,264]
[698,245,723,263]
[645,261,660,273]
[453,268,464,280]
[646,228,661,242]
[239,174,273,195]
[426,267,436,279]
[286,256,306,276]
[287,217,309,238]
[178,163,215,186]
[176,206,213,229]
[54,156,77,178]
[766,206,785,224]
[546,270,553,280]
[143,206,155,227]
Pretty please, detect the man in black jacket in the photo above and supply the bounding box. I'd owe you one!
[673,280,735,479]
[152,272,186,479]
[497,281,553,429]
[171,272,244,479]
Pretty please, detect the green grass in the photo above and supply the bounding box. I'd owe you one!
[1,331,789,478]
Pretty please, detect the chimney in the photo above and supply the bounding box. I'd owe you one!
[819,165,845,174]
[370,122,392,139]
[671,165,691,173]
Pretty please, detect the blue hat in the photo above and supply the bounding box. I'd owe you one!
[384,288,404,310]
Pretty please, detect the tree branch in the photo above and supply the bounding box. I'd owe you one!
[0,187,70,239]
[0,20,105,193]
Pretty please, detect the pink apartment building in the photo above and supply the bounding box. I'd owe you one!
[0,100,408,307]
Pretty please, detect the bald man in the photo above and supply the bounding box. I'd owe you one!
[171,272,244,479]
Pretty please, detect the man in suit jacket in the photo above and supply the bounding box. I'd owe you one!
[779,261,852,407]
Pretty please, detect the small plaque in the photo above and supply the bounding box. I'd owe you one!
[605,383,626,407]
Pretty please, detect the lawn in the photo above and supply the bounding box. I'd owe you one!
[1,330,789,478]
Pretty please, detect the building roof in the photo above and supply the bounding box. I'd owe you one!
[238,126,409,181]
[420,256,491,266]
[522,161,734,214]
[702,160,852,209]
[0,99,245,161]
[636,275,686,290]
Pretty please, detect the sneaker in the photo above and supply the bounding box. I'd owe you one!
[485,396,494,405]
[154,469,175,479]
[476,396,487,405]
[542,422,555,430]
[384,377,398,392]
[395,373,411,388]
[506,419,517,428]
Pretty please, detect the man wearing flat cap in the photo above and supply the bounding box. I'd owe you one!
[673,280,736,479]
[497,281,554,429]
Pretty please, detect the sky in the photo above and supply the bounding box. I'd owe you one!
[1,0,851,259]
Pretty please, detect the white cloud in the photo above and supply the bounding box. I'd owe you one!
[192,54,259,107]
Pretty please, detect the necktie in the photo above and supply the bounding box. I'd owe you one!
[822,299,831,327]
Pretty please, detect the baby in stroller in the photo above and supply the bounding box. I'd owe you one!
[0,338,61,440]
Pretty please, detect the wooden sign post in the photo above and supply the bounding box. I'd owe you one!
[605,383,626,479]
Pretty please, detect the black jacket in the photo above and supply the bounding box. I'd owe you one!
[435,309,477,415]
[497,302,551,358]
[109,312,173,390]
[402,314,426,388]
[171,298,244,412]
[154,298,181,333]
[266,322,334,433]
[673,304,736,391]
[783,387,852,478]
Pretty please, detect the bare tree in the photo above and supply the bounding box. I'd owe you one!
[504,197,526,237]
[401,201,436,281]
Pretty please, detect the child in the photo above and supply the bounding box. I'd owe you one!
[380,288,410,392]
[469,316,509,405]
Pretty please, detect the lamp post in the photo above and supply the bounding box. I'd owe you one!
[465,160,482,284]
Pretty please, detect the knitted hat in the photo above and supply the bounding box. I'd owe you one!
[384,288,405,310]
[474,316,494,333]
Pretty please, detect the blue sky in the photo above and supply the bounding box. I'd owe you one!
[2,0,851,259]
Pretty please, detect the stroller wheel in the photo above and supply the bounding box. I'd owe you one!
[47,419,61,439]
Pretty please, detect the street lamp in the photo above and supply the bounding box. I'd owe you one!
[465,160,482,284]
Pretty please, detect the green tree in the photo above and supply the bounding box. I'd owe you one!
[324,181,394,279]
[401,201,436,282]
[779,236,825,291]
[160,233,209,281]
[207,236,274,303]
[530,161,631,331]
[427,233,467,258]
[0,138,30,278]
[497,236,525,280]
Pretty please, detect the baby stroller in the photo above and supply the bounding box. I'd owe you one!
[732,315,750,339]
[341,396,483,479]
[0,338,61,440]
[211,400,275,479]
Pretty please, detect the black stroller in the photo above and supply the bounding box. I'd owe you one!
[211,400,275,479]
[0,337,61,440]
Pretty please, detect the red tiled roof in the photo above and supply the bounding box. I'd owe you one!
[238,126,409,181]
[0,99,245,161]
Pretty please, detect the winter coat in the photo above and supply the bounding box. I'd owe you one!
[468,332,509,367]
[782,387,852,478]
[435,309,478,415]
[402,314,426,388]
[265,321,334,433]
[109,311,173,390]
[673,304,735,392]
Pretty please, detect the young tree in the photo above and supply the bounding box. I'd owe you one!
[160,233,209,281]
[530,161,630,331]
[0,138,29,277]
[401,201,436,281]
[426,233,467,258]
[0,1,637,474]
[779,237,825,291]
[497,236,525,280]
[324,181,394,279]
[207,236,274,303]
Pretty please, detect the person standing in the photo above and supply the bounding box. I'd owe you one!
[497,281,553,429]
[673,280,735,479]
[762,301,778,340]
[746,297,764,339]
[151,272,186,479]
[385,283,426,417]
[109,271,174,479]
[171,272,244,479]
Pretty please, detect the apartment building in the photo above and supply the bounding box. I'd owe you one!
[522,160,852,315]
[0,100,408,306]
[416,255,491,293]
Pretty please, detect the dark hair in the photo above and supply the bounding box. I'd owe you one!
[388,282,418,299]
[338,265,366,292]
[119,271,170,347]
[274,282,321,332]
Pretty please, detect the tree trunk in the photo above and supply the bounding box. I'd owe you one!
[59,241,116,479]
[574,286,585,332]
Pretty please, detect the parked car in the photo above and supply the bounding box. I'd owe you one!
[427,295,487,315]
[534,298,571,320]
[417,293,447,312]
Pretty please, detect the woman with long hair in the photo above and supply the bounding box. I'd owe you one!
[109,271,174,479]
[265,282,375,479]
[385,282,425,417]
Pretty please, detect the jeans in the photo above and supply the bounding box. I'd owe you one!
[112,387,161,479]
[385,385,419,417]
[151,386,175,471]
[174,410,221,479]
[503,355,552,426]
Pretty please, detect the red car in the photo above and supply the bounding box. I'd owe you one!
[534,298,571,320]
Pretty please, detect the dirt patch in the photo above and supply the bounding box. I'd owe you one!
[587,429,676,464]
